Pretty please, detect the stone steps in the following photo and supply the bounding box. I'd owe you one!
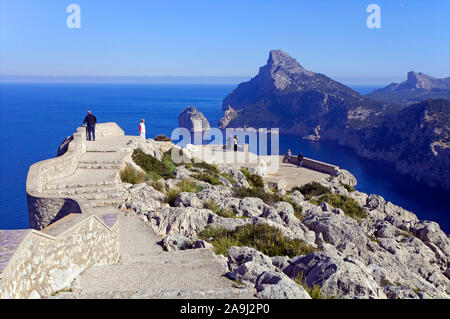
[43,180,117,191]
[90,198,124,208]
[43,185,121,196]
[78,163,122,170]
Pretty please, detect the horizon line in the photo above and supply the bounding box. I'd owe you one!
[0,74,396,86]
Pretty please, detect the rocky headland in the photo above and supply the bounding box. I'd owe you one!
[218,50,450,190]
[367,72,450,105]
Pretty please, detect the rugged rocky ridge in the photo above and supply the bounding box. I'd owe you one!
[367,72,450,105]
[178,105,210,132]
[219,49,387,134]
[119,147,450,299]
[219,50,450,190]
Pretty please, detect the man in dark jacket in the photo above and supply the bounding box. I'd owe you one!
[297,152,304,168]
[83,110,97,141]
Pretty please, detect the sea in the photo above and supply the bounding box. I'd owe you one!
[0,83,449,232]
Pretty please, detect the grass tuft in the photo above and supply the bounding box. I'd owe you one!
[120,166,147,185]
[198,224,318,257]
[293,182,331,200]
[241,168,264,189]
[316,194,367,219]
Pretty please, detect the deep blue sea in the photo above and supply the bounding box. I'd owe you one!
[0,83,449,233]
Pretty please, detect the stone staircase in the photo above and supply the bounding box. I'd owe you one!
[51,214,256,299]
[42,151,128,213]
[38,137,255,299]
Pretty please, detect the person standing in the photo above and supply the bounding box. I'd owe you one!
[297,152,304,168]
[83,110,97,141]
[139,119,146,139]
[233,135,239,152]
[284,149,292,163]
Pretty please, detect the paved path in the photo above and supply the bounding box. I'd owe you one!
[263,157,330,191]
[52,214,255,299]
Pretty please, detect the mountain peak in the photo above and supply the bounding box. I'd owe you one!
[267,50,307,71]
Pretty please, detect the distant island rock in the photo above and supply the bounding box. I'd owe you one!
[367,71,450,105]
[178,105,210,132]
[219,50,450,190]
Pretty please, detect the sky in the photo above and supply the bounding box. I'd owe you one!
[0,0,449,85]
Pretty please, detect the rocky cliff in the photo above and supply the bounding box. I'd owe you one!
[178,105,211,132]
[219,50,450,190]
[367,72,450,105]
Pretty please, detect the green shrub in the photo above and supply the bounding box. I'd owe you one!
[154,134,172,142]
[198,224,318,257]
[132,148,175,179]
[241,168,264,189]
[177,179,198,193]
[342,183,356,192]
[203,199,239,218]
[220,173,237,185]
[192,172,222,185]
[150,180,166,192]
[120,166,147,184]
[191,160,219,174]
[317,194,367,219]
[293,182,331,200]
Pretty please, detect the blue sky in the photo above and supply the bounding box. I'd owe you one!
[1,0,449,84]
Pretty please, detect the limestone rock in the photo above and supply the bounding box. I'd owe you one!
[255,271,311,299]
[174,192,204,209]
[283,252,386,299]
[383,286,419,299]
[178,105,210,132]
[336,169,357,187]
[127,138,163,160]
[161,235,192,251]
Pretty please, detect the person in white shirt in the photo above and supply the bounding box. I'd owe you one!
[139,119,146,139]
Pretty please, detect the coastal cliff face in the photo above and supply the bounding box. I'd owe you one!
[219,50,450,190]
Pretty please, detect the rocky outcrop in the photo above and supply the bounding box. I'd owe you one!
[178,105,210,132]
[367,71,450,105]
[119,148,449,299]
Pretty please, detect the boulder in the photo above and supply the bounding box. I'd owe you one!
[283,252,386,299]
[127,138,163,160]
[161,235,192,251]
[255,271,311,299]
[336,169,357,187]
[227,261,271,284]
[227,246,275,272]
[302,209,368,254]
[174,192,204,209]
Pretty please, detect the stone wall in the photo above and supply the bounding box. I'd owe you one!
[285,156,339,175]
[0,214,119,299]
[26,123,124,230]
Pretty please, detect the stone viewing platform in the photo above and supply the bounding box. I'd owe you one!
[0,122,343,298]
[3,122,448,300]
